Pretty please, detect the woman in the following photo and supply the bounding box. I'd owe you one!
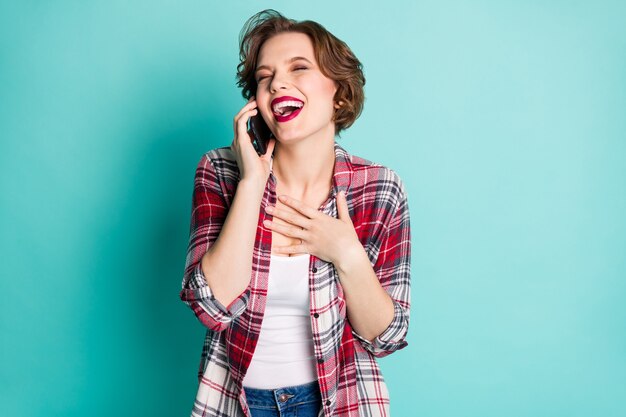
[180,9,411,417]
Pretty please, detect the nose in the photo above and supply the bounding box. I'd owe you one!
[269,72,289,94]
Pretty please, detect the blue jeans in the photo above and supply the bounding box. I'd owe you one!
[243,380,322,417]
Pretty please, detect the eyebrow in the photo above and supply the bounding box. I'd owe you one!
[255,56,313,73]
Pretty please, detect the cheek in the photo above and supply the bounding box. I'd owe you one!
[256,90,270,112]
[256,86,267,99]
[318,79,338,106]
[306,82,337,110]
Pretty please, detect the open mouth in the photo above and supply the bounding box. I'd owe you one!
[272,100,304,122]
[273,100,304,115]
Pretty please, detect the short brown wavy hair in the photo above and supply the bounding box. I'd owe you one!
[236,9,366,137]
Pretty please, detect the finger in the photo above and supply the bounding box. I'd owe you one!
[233,100,257,127]
[233,97,257,132]
[234,108,259,145]
[233,107,258,137]
[277,195,320,219]
[265,205,310,229]
[273,243,307,255]
[261,137,277,159]
[263,219,306,240]
[272,239,309,254]
[336,191,352,223]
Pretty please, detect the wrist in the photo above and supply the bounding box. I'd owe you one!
[334,241,368,275]
[237,178,266,197]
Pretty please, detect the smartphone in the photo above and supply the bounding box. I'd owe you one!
[247,113,273,156]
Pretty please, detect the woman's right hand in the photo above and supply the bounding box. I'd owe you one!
[231,95,276,188]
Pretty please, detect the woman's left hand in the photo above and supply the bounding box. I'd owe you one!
[263,191,361,265]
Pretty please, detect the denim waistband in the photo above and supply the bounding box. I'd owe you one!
[243,380,321,409]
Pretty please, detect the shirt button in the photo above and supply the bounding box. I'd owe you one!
[312,267,318,273]
[313,313,319,318]
[325,400,331,406]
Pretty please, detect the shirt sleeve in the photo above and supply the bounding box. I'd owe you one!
[352,177,411,358]
[179,153,250,332]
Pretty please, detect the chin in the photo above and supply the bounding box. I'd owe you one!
[273,129,306,143]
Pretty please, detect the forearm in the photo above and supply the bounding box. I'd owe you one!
[335,243,395,343]
[201,179,265,308]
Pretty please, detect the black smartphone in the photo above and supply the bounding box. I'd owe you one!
[247,113,273,156]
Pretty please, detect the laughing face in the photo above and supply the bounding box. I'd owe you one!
[255,32,340,144]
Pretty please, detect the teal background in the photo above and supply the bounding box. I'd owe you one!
[1,1,625,416]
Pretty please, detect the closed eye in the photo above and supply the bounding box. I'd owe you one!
[256,74,270,83]
[256,67,308,82]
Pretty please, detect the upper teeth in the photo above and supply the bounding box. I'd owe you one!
[272,100,304,113]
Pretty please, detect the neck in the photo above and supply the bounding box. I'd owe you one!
[272,137,335,196]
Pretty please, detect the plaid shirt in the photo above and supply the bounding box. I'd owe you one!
[180,141,411,417]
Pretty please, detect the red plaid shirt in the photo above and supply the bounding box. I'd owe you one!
[180,141,411,417]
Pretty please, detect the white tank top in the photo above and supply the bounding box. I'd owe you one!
[242,253,318,389]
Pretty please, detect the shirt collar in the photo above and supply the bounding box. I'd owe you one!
[331,141,353,197]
